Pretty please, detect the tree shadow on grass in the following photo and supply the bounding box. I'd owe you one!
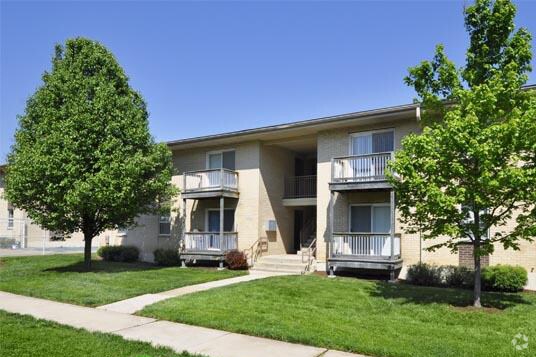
[367,280,532,310]
[43,260,168,274]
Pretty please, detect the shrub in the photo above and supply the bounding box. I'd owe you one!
[154,248,180,266]
[97,245,139,262]
[443,265,474,289]
[225,250,248,270]
[406,262,444,287]
[482,265,528,292]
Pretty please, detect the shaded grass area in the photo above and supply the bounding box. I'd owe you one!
[0,254,246,306]
[140,275,535,357]
[0,310,201,357]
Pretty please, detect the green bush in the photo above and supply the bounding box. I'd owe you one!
[154,248,180,266]
[97,245,139,262]
[482,265,528,292]
[443,265,474,289]
[406,262,443,287]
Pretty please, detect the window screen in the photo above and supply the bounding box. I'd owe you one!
[222,151,235,170]
[350,206,371,232]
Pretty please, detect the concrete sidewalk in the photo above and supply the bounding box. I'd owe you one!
[0,291,367,357]
[97,270,289,314]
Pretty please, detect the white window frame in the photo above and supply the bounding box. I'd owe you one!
[7,207,14,230]
[159,215,171,236]
[206,149,235,170]
[348,203,391,233]
[349,128,395,156]
[205,208,235,232]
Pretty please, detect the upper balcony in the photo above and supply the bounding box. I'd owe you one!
[283,175,317,206]
[330,152,393,191]
[182,168,239,199]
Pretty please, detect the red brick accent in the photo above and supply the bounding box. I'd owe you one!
[459,243,489,269]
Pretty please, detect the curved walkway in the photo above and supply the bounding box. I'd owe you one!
[97,270,288,314]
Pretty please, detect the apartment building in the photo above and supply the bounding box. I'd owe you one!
[1,102,535,279]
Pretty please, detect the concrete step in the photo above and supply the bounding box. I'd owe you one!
[252,254,316,274]
[252,262,307,272]
[256,255,305,265]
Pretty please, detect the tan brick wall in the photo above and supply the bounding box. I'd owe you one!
[259,144,295,254]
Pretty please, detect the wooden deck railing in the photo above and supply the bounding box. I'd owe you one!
[331,152,393,183]
[183,169,238,193]
[183,232,238,252]
[331,233,400,258]
[284,175,317,199]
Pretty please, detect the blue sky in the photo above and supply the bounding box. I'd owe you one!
[1,1,535,162]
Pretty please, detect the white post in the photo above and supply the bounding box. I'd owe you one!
[218,196,225,270]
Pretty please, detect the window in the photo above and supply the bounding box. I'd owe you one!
[159,215,171,236]
[7,205,14,230]
[206,209,235,232]
[207,150,235,170]
[351,130,394,155]
[350,204,391,233]
[461,204,489,240]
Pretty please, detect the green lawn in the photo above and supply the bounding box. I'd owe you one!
[140,275,535,357]
[0,310,201,357]
[0,254,246,306]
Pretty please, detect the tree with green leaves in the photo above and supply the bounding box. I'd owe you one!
[389,0,536,307]
[5,38,177,269]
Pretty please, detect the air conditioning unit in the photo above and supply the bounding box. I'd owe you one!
[265,219,277,232]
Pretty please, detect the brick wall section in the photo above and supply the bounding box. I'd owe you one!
[258,144,296,254]
[458,243,490,269]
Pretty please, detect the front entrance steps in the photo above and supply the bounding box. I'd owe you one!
[251,254,316,274]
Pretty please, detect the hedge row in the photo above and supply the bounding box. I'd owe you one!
[406,262,528,292]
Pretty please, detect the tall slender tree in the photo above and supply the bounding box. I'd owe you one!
[5,38,176,269]
[389,0,536,307]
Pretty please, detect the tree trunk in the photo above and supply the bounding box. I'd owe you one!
[473,210,482,308]
[473,247,482,308]
[83,233,93,270]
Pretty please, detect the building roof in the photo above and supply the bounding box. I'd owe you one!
[167,102,420,150]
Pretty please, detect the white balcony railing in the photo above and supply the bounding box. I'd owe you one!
[331,233,400,258]
[332,152,393,183]
[183,169,238,193]
[184,232,238,252]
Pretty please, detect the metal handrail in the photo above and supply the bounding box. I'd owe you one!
[184,168,237,174]
[301,238,317,273]
[244,237,268,266]
[332,151,394,160]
